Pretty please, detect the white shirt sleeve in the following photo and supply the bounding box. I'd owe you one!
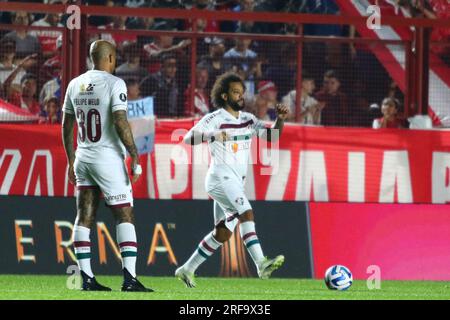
[62,81,74,114]
[251,114,268,138]
[111,79,128,112]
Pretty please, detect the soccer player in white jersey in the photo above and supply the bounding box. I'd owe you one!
[62,40,152,292]
[175,72,289,287]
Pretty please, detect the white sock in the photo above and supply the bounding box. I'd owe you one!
[239,221,265,268]
[73,225,94,278]
[116,222,138,278]
[184,232,222,274]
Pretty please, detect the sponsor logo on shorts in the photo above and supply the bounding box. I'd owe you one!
[104,194,127,202]
[235,197,244,206]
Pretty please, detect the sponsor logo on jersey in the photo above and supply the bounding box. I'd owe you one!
[79,83,94,96]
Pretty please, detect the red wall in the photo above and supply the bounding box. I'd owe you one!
[310,203,450,281]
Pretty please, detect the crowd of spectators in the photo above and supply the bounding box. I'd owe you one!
[0,0,448,128]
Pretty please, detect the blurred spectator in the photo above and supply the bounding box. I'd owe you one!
[303,0,345,37]
[140,54,181,117]
[30,2,64,58]
[99,6,137,51]
[126,78,142,101]
[198,37,226,91]
[3,11,41,59]
[224,38,261,82]
[386,80,404,106]
[1,40,36,96]
[246,80,279,121]
[143,23,191,73]
[149,0,185,29]
[315,70,349,126]
[39,73,61,106]
[264,43,297,99]
[373,97,407,129]
[39,96,61,124]
[185,0,220,33]
[230,0,256,33]
[348,81,379,127]
[86,0,114,26]
[184,65,210,117]
[39,35,62,86]
[116,42,147,81]
[282,74,324,125]
[417,0,450,63]
[125,0,146,7]
[8,73,41,116]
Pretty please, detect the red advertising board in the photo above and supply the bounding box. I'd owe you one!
[2,122,450,204]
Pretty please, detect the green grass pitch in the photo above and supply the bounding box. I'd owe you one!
[0,275,449,300]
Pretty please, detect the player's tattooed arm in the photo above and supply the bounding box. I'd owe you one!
[62,112,76,184]
[113,110,142,183]
[113,110,139,159]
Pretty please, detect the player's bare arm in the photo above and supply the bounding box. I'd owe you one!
[113,110,141,184]
[263,103,289,142]
[62,111,76,185]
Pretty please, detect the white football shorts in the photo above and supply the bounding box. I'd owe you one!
[74,158,133,208]
[206,173,252,231]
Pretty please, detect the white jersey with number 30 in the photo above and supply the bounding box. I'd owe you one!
[63,70,128,164]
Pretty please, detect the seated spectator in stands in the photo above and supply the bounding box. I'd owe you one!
[143,22,191,74]
[39,73,61,107]
[373,98,407,129]
[3,11,41,59]
[282,74,324,125]
[126,78,142,101]
[116,42,147,82]
[1,44,37,97]
[140,54,181,117]
[246,81,279,121]
[184,65,211,118]
[315,70,349,126]
[8,73,41,116]
[30,2,64,58]
[38,96,61,124]
[198,37,226,91]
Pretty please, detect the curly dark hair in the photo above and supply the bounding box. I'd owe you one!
[210,72,245,109]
